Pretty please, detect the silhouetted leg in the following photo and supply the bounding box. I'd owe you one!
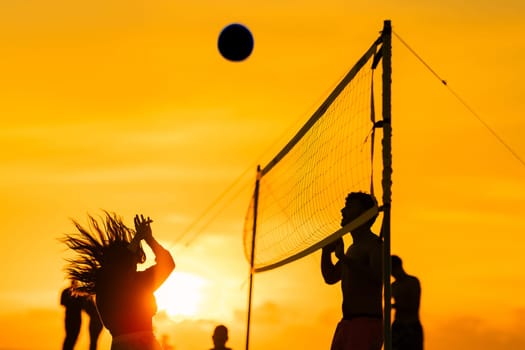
[63,316,81,350]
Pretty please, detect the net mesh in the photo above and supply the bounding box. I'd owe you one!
[244,39,383,272]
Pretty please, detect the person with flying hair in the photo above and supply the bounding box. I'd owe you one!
[62,212,175,350]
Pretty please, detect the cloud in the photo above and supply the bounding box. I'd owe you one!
[426,311,525,350]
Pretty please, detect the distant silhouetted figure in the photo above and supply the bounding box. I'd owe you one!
[63,212,175,350]
[60,280,103,350]
[321,192,383,350]
[210,325,232,350]
[391,255,423,350]
[61,280,83,350]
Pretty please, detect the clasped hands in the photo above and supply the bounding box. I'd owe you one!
[128,214,152,252]
[324,237,346,260]
[134,214,153,241]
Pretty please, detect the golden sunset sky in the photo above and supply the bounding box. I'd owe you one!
[1,1,524,349]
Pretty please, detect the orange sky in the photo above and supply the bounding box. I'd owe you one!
[1,1,524,349]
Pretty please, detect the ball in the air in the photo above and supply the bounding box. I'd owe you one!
[218,23,254,62]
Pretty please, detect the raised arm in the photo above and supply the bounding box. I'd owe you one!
[321,238,343,284]
[135,214,175,290]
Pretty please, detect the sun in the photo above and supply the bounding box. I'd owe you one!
[154,271,206,321]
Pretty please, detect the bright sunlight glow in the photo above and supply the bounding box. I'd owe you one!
[155,271,207,321]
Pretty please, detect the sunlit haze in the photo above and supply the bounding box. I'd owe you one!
[155,271,207,321]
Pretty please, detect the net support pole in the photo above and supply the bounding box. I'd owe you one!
[381,19,393,350]
[245,165,261,350]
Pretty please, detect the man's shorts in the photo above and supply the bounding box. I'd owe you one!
[392,320,423,350]
[331,317,383,350]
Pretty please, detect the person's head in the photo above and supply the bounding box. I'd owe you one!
[391,255,404,279]
[62,211,146,294]
[341,192,378,228]
[98,213,146,273]
[102,242,144,273]
[212,325,228,347]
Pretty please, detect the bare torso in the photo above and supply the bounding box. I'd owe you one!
[340,233,383,318]
[392,274,420,323]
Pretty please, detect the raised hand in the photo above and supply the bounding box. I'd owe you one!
[334,239,345,260]
[324,237,343,252]
[128,214,153,252]
[134,214,153,241]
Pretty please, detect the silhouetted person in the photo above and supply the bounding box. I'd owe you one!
[321,192,383,350]
[391,255,423,350]
[61,280,83,350]
[60,280,103,350]
[63,212,175,350]
[210,324,232,350]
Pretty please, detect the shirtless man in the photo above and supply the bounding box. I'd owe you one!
[391,255,423,350]
[321,192,383,350]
